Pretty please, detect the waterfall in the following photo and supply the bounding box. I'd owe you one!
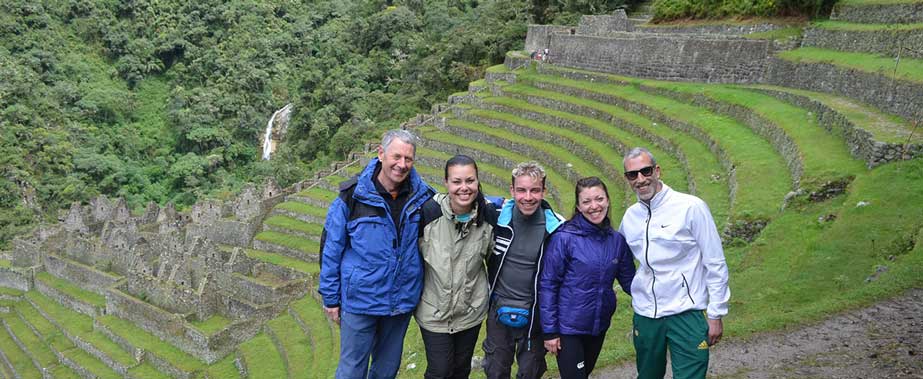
[262,103,293,160]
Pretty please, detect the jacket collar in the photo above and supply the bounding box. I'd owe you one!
[641,181,672,211]
[497,198,563,234]
[435,193,479,224]
[562,212,612,237]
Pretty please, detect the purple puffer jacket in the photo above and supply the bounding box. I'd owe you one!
[539,213,636,338]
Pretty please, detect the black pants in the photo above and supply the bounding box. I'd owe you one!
[482,304,546,379]
[556,334,607,379]
[420,324,482,379]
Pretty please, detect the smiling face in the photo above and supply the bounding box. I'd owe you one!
[510,175,545,216]
[624,153,662,203]
[376,139,415,192]
[577,185,609,225]
[445,164,479,215]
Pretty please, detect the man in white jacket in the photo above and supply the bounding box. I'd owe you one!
[618,147,731,379]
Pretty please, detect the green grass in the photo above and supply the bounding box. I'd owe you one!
[460,107,629,213]
[0,259,10,268]
[275,201,328,219]
[263,215,324,237]
[0,286,22,297]
[4,314,58,367]
[267,314,312,379]
[517,68,790,220]
[324,175,351,188]
[49,364,82,379]
[189,315,231,336]
[642,82,867,188]
[836,0,922,5]
[254,231,320,255]
[204,352,241,378]
[290,295,338,378]
[244,248,320,275]
[97,314,205,373]
[747,85,921,144]
[25,291,137,367]
[238,333,287,379]
[293,187,337,204]
[0,320,44,378]
[420,126,572,211]
[36,271,106,307]
[62,347,122,379]
[814,20,923,31]
[777,47,923,84]
[486,64,512,73]
[743,26,804,40]
[128,362,172,379]
[16,301,66,343]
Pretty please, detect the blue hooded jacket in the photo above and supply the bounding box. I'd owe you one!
[539,213,636,337]
[318,158,433,315]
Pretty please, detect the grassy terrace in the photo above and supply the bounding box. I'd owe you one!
[514,68,790,220]
[36,271,106,307]
[814,20,923,31]
[293,186,337,204]
[63,347,121,379]
[254,231,320,255]
[97,314,205,373]
[128,362,171,379]
[458,106,630,212]
[275,201,328,219]
[4,314,58,368]
[217,244,319,275]
[204,353,241,378]
[748,84,922,144]
[239,333,286,379]
[0,317,43,378]
[25,291,137,368]
[267,314,312,378]
[743,26,804,40]
[420,126,573,211]
[189,315,231,336]
[777,47,923,84]
[263,215,324,237]
[290,295,338,378]
[641,81,867,188]
[445,115,597,210]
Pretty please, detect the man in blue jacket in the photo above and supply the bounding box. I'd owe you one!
[319,129,433,379]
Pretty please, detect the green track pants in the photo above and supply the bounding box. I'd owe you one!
[632,310,710,379]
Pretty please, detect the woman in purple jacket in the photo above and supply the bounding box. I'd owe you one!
[540,177,636,379]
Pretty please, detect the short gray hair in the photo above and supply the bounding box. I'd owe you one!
[623,147,657,168]
[511,161,546,188]
[381,129,418,156]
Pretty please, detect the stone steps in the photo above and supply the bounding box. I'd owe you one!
[831,1,923,24]
[513,69,792,226]
[419,126,569,211]
[805,21,923,59]
[769,48,923,122]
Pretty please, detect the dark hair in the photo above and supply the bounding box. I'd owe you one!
[445,155,489,226]
[572,176,610,220]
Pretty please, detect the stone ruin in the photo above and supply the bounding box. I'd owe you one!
[0,178,301,364]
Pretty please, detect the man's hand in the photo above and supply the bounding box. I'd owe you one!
[707,318,723,346]
[544,338,561,356]
[324,306,341,325]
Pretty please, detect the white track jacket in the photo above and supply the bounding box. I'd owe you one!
[618,183,730,320]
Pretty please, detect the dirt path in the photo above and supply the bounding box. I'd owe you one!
[592,289,923,379]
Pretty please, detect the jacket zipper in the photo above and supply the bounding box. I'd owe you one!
[644,204,658,318]
[682,274,695,304]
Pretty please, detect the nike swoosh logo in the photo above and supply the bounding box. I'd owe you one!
[661,224,670,228]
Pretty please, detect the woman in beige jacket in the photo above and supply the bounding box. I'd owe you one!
[416,155,498,379]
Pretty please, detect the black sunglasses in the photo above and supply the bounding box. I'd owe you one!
[624,166,655,180]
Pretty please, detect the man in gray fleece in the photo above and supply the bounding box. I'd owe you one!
[483,162,566,379]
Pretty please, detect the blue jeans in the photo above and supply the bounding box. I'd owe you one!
[337,311,412,379]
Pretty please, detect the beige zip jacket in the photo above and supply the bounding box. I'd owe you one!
[415,193,495,333]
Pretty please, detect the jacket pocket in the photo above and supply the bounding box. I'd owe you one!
[681,273,695,305]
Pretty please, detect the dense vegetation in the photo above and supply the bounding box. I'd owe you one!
[652,0,836,20]
[0,0,641,249]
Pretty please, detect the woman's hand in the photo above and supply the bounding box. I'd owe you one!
[544,338,562,356]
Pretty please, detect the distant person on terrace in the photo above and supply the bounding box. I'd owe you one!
[319,129,434,379]
[540,176,636,379]
[619,147,731,379]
